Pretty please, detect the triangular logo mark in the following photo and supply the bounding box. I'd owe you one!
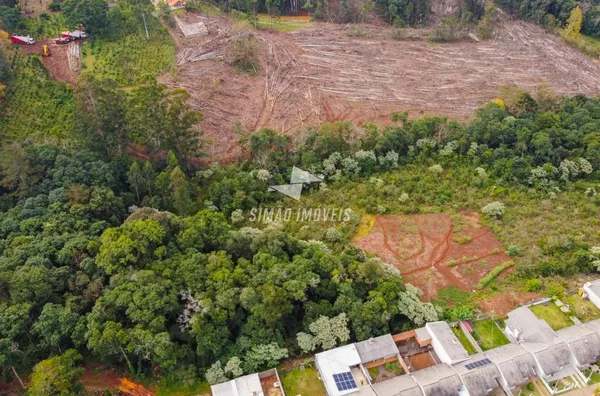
[290,166,323,184]
[268,184,303,201]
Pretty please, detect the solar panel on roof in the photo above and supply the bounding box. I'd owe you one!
[465,358,492,370]
[333,372,357,392]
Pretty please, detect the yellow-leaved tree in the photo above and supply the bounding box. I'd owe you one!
[564,6,582,39]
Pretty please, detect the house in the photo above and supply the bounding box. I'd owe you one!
[410,363,466,396]
[424,322,469,365]
[505,306,583,392]
[315,344,375,396]
[211,373,263,396]
[371,374,424,396]
[210,369,286,396]
[355,334,400,366]
[556,324,600,367]
[485,343,537,392]
[582,280,600,309]
[451,353,504,396]
[166,0,185,9]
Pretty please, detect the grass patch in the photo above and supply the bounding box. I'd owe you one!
[280,367,326,396]
[564,294,600,322]
[451,326,477,355]
[452,235,471,244]
[530,302,573,330]
[255,14,310,32]
[0,54,73,143]
[583,369,600,385]
[477,261,514,290]
[472,319,509,351]
[562,32,600,58]
[368,366,379,380]
[81,18,174,86]
[383,361,403,375]
[435,286,472,307]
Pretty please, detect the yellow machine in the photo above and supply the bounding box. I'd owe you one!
[42,44,50,57]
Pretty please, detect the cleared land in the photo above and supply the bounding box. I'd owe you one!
[16,40,80,84]
[353,211,512,301]
[162,13,600,159]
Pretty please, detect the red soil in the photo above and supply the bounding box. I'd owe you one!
[354,211,512,301]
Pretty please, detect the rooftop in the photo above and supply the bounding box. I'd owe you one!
[506,306,559,346]
[485,344,537,389]
[355,334,399,364]
[557,325,600,365]
[211,373,264,396]
[425,321,469,362]
[316,344,362,396]
[452,353,503,396]
[411,363,463,394]
[372,374,424,396]
[585,279,600,297]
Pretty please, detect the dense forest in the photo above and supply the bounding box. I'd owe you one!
[0,0,600,392]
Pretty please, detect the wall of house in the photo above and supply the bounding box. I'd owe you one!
[584,284,600,310]
[426,325,453,365]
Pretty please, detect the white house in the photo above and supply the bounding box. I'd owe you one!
[425,322,470,365]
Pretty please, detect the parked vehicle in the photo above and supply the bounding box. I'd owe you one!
[60,30,88,40]
[10,35,35,44]
[55,37,72,44]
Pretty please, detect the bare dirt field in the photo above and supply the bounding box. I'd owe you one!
[162,13,600,159]
[353,211,512,301]
[17,40,80,84]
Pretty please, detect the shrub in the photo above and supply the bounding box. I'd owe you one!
[526,383,535,391]
[48,1,61,11]
[525,278,542,292]
[231,36,259,74]
[447,259,458,267]
[477,261,514,290]
[453,236,471,244]
[482,201,505,219]
[506,245,519,256]
[545,282,565,299]
[325,227,342,242]
[428,164,443,174]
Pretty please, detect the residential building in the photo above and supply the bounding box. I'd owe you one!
[425,321,470,365]
[211,369,285,396]
[582,280,600,309]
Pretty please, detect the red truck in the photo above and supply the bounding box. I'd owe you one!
[10,35,35,44]
[61,30,88,40]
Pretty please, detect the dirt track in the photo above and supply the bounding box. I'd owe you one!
[353,212,512,301]
[162,15,600,159]
[17,40,80,84]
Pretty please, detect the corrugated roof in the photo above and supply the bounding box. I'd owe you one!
[453,353,502,396]
[372,374,424,396]
[557,325,600,365]
[485,344,536,388]
[412,364,463,396]
[355,334,399,363]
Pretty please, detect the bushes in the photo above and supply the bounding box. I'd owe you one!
[478,261,514,289]
[231,35,259,74]
[526,278,542,292]
[482,201,505,219]
[545,282,565,299]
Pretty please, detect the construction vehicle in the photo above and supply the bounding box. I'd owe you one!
[42,45,50,57]
[10,35,35,44]
[61,30,88,40]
